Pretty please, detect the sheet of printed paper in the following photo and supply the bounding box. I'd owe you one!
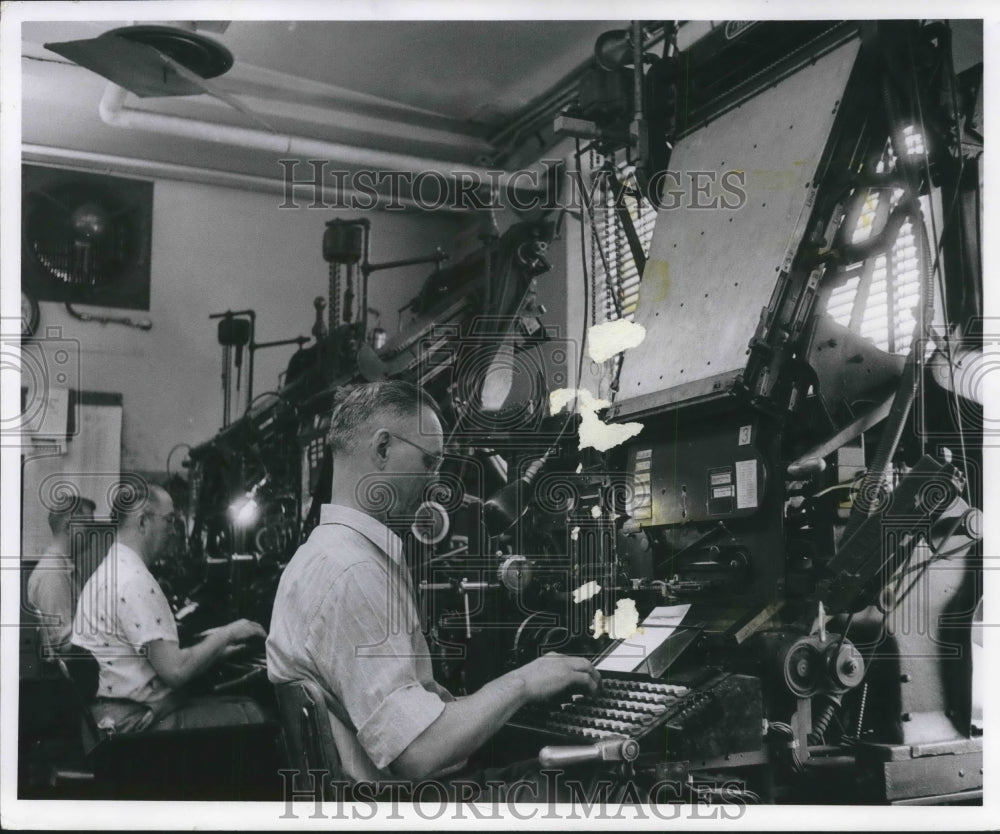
[595,603,692,673]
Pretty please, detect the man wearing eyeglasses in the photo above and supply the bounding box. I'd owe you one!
[73,483,267,734]
[267,380,600,794]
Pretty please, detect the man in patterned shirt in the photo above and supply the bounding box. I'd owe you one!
[73,482,267,734]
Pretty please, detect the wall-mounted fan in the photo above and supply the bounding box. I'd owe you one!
[22,165,154,310]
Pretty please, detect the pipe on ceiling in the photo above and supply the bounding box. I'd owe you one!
[98,84,545,194]
[22,144,468,213]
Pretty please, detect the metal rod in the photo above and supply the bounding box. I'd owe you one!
[632,21,644,120]
[362,222,371,340]
[252,336,310,350]
[364,249,449,275]
[222,343,231,428]
[247,314,256,412]
[419,582,453,592]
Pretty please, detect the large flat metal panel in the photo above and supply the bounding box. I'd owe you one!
[615,39,861,415]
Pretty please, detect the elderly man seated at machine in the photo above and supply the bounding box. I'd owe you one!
[267,380,604,792]
[27,494,97,655]
[73,481,269,733]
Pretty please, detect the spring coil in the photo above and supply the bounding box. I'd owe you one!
[807,697,839,745]
[329,263,341,332]
[854,681,869,738]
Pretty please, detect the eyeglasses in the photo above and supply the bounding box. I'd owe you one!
[386,432,445,472]
[146,511,178,526]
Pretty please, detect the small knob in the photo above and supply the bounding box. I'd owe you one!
[826,640,864,690]
[959,508,983,541]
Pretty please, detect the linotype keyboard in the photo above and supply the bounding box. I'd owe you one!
[506,672,764,761]
[508,675,691,742]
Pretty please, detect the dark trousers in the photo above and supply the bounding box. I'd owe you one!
[91,693,267,735]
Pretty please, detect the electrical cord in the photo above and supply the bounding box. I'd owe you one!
[583,159,624,321]
[528,138,593,458]
[575,139,591,400]
[768,721,794,737]
[907,23,972,504]
[835,611,856,662]
[905,27,937,462]
[810,483,855,499]
[765,720,804,771]
[887,515,967,605]
[589,205,624,321]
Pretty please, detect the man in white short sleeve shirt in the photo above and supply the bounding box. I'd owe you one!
[27,495,96,654]
[73,483,267,733]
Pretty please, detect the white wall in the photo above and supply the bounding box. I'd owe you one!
[28,175,465,473]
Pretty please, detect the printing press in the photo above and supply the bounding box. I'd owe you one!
[173,20,983,805]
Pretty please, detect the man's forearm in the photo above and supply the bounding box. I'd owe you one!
[154,631,230,689]
[38,575,74,650]
[178,631,233,685]
[392,670,529,780]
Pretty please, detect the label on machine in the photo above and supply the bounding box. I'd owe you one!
[710,469,733,486]
[629,449,654,521]
[735,459,758,509]
[624,424,765,526]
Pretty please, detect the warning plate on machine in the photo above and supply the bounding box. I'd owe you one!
[710,469,733,486]
[735,459,758,509]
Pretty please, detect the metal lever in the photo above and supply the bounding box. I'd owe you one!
[212,665,266,693]
[463,580,472,639]
[538,737,640,768]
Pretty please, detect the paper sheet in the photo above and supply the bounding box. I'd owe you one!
[594,603,691,673]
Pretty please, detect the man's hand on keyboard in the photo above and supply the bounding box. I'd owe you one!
[515,652,601,702]
[222,618,267,645]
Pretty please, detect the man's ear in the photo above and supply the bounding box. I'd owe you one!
[371,429,390,470]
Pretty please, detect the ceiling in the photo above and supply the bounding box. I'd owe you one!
[21,18,624,193]
[20,17,984,202]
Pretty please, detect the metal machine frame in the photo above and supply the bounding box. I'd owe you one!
[149,19,982,806]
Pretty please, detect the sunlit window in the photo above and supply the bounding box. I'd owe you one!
[589,159,657,323]
[824,131,929,356]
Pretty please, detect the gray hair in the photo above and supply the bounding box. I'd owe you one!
[327,381,442,454]
[109,478,168,527]
[48,496,96,535]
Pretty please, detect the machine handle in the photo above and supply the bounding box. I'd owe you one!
[212,665,266,693]
[538,737,639,768]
